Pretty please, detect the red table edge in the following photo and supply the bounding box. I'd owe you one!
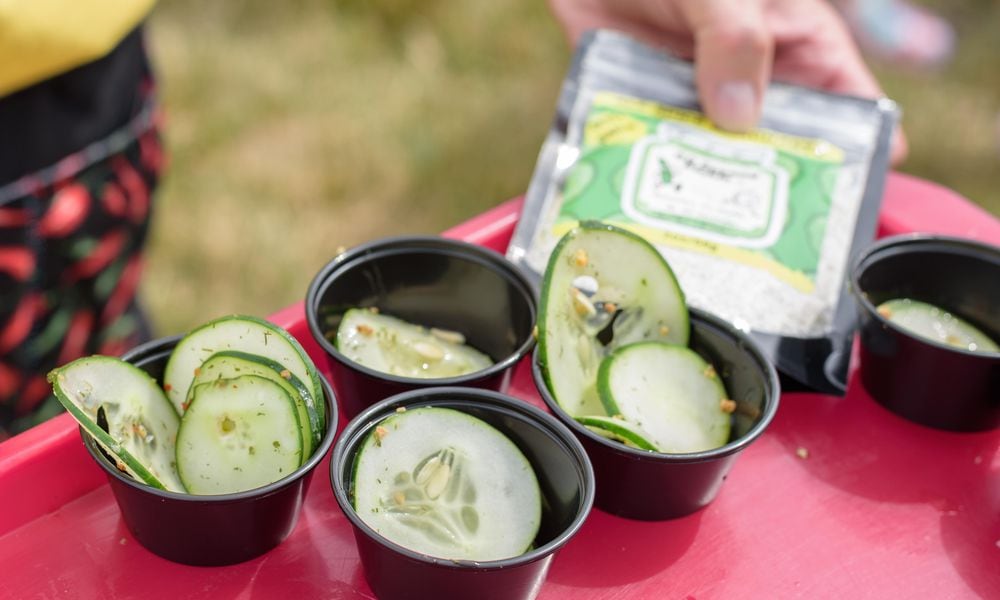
[878,172,1000,242]
[1,172,998,538]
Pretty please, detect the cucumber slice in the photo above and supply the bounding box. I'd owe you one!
[352,407,541,561]
[189,351,322,464]
[538,222,688,416]
[336,309,493,379]
[598,342,731,453]
[877,298,999,353]
[48,356,184,492]
[575,415,658,451]
[164,315,323,424]
[176,375,303,495]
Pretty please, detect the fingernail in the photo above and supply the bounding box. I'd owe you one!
[712,81,758,132]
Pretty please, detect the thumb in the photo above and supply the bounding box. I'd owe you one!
[680,0,773,132]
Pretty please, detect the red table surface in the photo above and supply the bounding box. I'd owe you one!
[1,172,998,599]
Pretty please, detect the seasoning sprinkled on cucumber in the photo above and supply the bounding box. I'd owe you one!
[336,309,493,379]
[48,315,328,496]
[177,375,303,495]
[575,415,658,451]
[538,222,744,455]
[352,406,541,561]
[597,342,732,453]
[190,351,322,464]
[48,356,184,492]
[164,315,323,421]
[537,222,688,417]
[876,298,999,353]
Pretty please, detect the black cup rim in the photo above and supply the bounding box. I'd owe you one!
[305,235,538,386]
[330,386,595,570]
[81,335,340,502]
[533,307,781,464]
[850,233,1000,359]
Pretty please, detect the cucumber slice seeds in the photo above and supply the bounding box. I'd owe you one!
[877,298,999,353]
[336,309,493,379]
[48,315,326,496]
[352,406,541,561]
[538,222,688,417]
[538,222,738,455]
[48,356,184,492]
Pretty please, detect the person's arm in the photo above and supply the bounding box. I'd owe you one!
[549,0,907,163]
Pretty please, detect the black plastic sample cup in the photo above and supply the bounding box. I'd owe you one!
[533,308,780,521]
[80,335,339,566]
[305,236,537,419]
[851,234,1000,431]
[330,387,594,600]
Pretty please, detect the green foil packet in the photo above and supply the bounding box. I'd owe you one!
[507,30,898,394]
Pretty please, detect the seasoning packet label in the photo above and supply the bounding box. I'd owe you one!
[508,31,898,394]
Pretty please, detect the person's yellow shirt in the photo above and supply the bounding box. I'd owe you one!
[0,0,155,96]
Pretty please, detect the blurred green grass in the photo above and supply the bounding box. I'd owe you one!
[143,0,1000,336]
[875,1,1000,214]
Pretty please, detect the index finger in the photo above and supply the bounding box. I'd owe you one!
[674,0,773,132]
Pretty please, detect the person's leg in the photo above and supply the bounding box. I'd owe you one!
[0,26,164,438]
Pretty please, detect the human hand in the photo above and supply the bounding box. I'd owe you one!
[549,0,907,164]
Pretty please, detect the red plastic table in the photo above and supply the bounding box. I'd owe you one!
[2,173,998,599]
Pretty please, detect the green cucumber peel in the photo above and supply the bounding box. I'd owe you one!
[164,314,324,427]
[190,350,323,466]
[597,341,731,454]
[176,374,303,494]
[352,406,541,561]
[575,415,658,451]
[48,356,184,492]
[538,221,689,417]
[336,309,493,379]
[877,298,999,353]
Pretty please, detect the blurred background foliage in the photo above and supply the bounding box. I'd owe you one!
[143,0,1000,336]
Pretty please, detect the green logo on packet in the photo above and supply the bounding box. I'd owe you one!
[622,123,789,249]
[555,92,846,292]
